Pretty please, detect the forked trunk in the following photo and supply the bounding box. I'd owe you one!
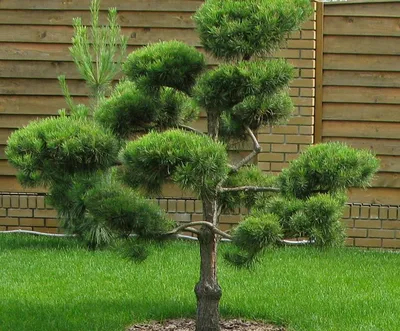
[194,199,222,331]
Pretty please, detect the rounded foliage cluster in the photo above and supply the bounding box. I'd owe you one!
[194,0,313,60]
[48,170,174,249]
[225,213,282,267]
[266,193,347,247]
[194,59,294,141]
[120,129,229,198]
[278,142,380,199]
[95,81,198,138]
[123,41,206,95]
[6,116,119,187]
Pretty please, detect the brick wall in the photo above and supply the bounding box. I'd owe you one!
[1,193,399,249]
[257,9,316,173]
[343,204,400,249]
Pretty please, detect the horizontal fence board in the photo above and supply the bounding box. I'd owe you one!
[324,16,400,37]
[324,2,400,18]
[0,78,88,96]
[324,36,400,55]
[324,54,400,72]
[0,43,219,65]
[322,137,400,156]
[0,61,81,79]
[0,10,196,28]
[0,175,46,193]
[0,146,5,160]
[322,121,400,140]
[348,187,399,205]
[0,129,15,145]
[0,0,203,11]
[372,173,400,189]
[379,156,400,173]
[322,103,400,122]
[323,86,400,104]
[0,115,48,129]
[0,160,15,176]
[324,70,400,88]
[0,26,201,47]
[0,96,87,115]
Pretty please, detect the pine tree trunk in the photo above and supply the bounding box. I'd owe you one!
[194,199,222,331]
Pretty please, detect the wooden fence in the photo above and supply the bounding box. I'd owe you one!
[0,0,399,248]
[315,0,400,206]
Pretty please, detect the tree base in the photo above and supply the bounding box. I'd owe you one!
[127,318,286,330]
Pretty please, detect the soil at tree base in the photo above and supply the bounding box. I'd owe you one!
[127,318,286,330]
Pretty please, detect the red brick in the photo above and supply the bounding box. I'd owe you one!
[19,196,28,209]
[33,209,58,218]
[272,144,298,153]
[8,209,33,217]
[382,221,400,230]
[45,219,59,227]
[354,220,381,229]
[345,238,354,247]
[286,135,313,144]
[186,200,195,213]
[10,196,19,208]
[0,218,19,226]
[19,218,45,227]
[2,196,11,208]
[342,205,351,218]
[299,125,314,136]
[342,218,354,227]
[368,229,395,239]
[259,162,271,171]
[355,238,381,248]
[351,205,361,218]
[360,206,370,219]
[36,196,45,209]
[346,228,367,238]
[379,207,388,220]
[28,196,36,208]
[271,126,298,135]
[388,207,398,220]
[258,153,285,162]
[191,214,204,222]
[300,69,315,78]
[382,239,400,249]
[176,200,186,213]
[195,200,203,213]
[258,134,285,143]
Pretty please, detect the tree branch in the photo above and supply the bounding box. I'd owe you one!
[178,125,206,136]
[166,221,232,240]
[218,186,280,193]
[231,126,261,172]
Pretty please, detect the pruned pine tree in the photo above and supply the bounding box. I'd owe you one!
[6,0,379,330]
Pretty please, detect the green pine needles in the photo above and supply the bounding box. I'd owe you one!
[5,1,380,330]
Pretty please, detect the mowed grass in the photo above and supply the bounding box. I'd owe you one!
[0,234,399,331]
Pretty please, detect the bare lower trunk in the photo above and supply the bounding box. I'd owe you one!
[194,200,221,331]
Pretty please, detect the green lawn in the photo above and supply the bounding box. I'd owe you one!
[0,234,399,331]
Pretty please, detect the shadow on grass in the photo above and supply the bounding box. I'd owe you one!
[0,233,84,251]
[0,297,195,331]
